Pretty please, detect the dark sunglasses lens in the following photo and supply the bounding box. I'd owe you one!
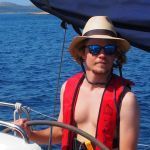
[88,45,101,55]
[104,45,116,55]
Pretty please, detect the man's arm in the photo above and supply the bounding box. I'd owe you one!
[119,91,140,150]
[15,81,67,145]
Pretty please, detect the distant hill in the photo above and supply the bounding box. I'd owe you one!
[0,2,42,14]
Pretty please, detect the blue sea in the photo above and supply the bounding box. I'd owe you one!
[0,14,150,149]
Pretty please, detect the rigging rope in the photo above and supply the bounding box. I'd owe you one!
[29,108,57,121]
[53,21,67,117]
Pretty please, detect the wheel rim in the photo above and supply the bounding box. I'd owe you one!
[27,120,109,150]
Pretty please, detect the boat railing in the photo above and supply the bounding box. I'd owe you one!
[0,120,29,143]
[0,101,109,150]
[0,102,31,121]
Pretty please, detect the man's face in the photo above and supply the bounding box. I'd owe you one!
[83,39,116,75]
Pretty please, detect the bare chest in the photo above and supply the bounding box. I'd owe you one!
[74,87,105,127]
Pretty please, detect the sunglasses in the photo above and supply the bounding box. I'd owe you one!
[86,44,117,56]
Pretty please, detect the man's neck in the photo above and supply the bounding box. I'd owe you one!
[84,71,112,88]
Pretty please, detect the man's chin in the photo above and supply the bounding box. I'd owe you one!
[93,69,108,75]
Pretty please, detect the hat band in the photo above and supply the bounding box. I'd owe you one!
[83,29,117,37]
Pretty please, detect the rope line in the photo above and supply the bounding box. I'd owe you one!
[30,108,57,121]
[53,23,67,117]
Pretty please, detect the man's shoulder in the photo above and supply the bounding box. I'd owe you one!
[61,72,84,91]
[121,90,137,109]
[66,72,84,81]
[123,90,136,100]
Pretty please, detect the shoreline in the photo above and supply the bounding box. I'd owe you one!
[0,11,49,15]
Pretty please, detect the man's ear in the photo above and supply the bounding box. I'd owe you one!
[80,51,86,62]
[82,56,86,62]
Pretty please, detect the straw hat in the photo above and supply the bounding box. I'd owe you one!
[69,16,130,63]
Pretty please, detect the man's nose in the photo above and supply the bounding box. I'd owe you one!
[98,49,106,57]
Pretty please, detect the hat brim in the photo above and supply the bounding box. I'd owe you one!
[69,35,130,63]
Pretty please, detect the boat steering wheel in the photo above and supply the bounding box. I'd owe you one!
[1,120,109,150]
[27,120,109,150]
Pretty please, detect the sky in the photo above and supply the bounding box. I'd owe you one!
[0,0,32,5]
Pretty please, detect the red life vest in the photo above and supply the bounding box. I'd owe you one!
[62,73,133,150]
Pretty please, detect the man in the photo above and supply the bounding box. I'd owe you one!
[16,16,139,150]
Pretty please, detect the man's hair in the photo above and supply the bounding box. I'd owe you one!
[116,51,126,65]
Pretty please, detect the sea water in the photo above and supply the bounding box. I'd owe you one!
[0,14,150,149]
